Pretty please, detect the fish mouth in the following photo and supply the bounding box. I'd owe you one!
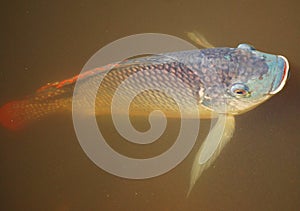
[270,55,289,94]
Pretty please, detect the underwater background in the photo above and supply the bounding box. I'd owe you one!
[0,0,299,210]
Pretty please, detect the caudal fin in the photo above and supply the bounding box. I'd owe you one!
[0,98,70,131]
[0,79,75,131]
[0,100,29,131]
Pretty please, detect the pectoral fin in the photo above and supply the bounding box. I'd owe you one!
[187,114,235,196]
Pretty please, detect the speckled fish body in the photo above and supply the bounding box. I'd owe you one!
[0,44,289,130]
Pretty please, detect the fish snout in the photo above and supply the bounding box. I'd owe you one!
[270,55,289,94]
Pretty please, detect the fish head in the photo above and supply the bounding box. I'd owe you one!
[200,44,289,115]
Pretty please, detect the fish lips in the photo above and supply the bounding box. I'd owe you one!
[270,55,289,94]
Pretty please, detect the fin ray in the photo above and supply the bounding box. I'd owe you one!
[186,31,215,48]
[187,114,235,196]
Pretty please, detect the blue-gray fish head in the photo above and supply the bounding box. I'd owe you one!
[200,44,289,114]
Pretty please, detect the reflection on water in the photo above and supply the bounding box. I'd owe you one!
[0,0,300,210]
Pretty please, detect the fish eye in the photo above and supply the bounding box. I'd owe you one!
[230,83,250,97]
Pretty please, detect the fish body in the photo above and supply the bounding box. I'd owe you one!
[0,43,289,195]
[0,44,288,130]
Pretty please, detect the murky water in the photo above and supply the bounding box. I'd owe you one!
[1,1,299,210]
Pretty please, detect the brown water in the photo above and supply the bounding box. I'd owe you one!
[1,1,300,210]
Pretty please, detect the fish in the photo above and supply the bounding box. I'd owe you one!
[0,37,289,196]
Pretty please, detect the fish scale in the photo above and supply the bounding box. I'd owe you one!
[88,61,201,117]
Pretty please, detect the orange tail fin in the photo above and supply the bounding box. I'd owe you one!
[0,100,29,131]
[0,98,71,131]
[0,78,75,131]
